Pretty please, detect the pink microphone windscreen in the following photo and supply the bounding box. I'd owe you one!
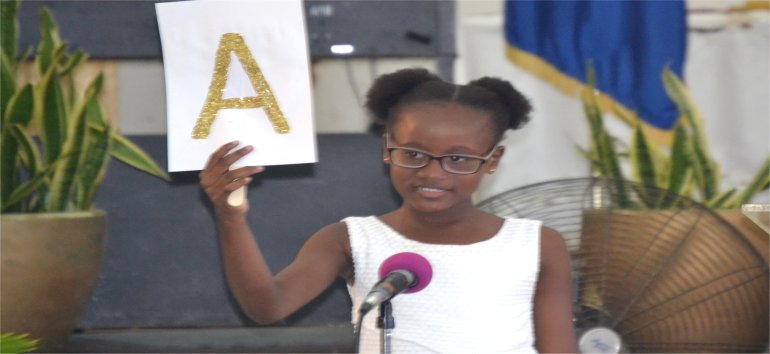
[378,252,432,293]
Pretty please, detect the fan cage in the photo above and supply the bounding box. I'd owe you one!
[476,177,769,353]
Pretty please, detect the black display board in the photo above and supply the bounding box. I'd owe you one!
[80,134,401,329]
[16,1,455,59]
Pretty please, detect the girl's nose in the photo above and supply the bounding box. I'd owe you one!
[416,158,447,178]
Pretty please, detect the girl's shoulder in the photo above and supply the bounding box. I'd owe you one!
[305,222,353,281]
[313,221,351,245]
[539,226,570,269]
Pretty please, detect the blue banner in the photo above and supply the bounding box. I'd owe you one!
[504,0,687,130]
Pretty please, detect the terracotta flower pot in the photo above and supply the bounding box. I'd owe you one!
[1,211,105,350]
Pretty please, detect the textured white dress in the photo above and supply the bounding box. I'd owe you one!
[344,216,541,354]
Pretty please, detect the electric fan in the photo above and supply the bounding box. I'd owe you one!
[476,177,769,353]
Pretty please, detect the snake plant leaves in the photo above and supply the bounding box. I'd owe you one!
[110,133,170,181]
[663,67,721,202]
[10,124,43,177]
[666,122,690,196]
[0,0,18,62]
[726,157,770,209]
[1,85,34,207]
[45,74,98,212]
[2,125,49,212]
[78,124,111,210]
[583,65,768,209]
[581,69,630,207]
[37,68,68,165]
[35,8,61,77]
[1,1,169,213]
[1,53,15,118]
[76,77,112,210]
[630,122,657,194]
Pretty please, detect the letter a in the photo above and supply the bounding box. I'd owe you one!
[192,33,290,139]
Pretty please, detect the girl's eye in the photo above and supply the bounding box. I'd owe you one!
[406,150,425,159]
[448,155,467,163]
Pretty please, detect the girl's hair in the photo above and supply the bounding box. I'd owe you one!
[365,68,532,142]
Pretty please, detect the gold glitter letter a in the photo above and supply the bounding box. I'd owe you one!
[192,33,290,139]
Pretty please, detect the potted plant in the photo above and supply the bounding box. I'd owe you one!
[579,65,769,253]
[0,1,169,349]
[580,66,769,211]
[577,65,769,349]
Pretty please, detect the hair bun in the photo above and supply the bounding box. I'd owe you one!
[468,77,532,130]
[365,68,442,123]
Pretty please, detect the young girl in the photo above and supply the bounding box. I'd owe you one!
[199,68,578,353]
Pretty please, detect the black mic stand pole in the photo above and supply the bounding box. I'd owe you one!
[377,300,394,354]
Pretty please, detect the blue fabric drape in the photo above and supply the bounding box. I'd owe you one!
[505,0,687,130]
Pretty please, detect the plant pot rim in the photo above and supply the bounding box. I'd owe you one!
[1,210,105,219]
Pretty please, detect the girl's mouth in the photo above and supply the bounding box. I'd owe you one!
[416,186,449,197]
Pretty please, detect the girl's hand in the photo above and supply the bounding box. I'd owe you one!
[199,141,264,217]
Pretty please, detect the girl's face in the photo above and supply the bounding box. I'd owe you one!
[386,102,503,215]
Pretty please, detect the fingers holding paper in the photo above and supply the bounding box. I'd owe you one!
[200,141,264,213]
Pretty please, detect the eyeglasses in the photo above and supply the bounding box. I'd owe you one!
[385,134,499,175]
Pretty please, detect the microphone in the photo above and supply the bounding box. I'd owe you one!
[359,252,432,315]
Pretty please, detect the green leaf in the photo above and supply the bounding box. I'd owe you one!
[630,122,657,189]
[110,133,170,181]
[3,83,34,127]
[84,74,105,126]
[45,75,98,211]
[59,49,87,77]
[36,8,62,76]
[10,124,43,176]
[662,67,719,201]
[706,188,738,209]
[0,332,40,354]
[1,52,16,119]
[724,157,770,208]
[1,85,34,206]
[665,122,690,195]
[581,64,629,207]
[77,102,112,210]
[0,0,19,62]
[78,126,111,210]
[1,157,56,212]
[37,69,68,164]
[630,122,661,207]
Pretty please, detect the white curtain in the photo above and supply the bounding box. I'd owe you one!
[458,16,770,204]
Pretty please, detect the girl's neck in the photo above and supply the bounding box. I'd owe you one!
[382,203,497,244]
[402,201,475,226]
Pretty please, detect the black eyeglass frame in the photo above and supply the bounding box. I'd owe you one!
[384,134,501,175]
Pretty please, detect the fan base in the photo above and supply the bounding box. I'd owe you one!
[578,327,624,354]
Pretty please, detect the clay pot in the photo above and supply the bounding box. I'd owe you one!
[1,211,105,350]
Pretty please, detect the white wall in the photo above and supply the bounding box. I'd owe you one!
[455,0,770,203]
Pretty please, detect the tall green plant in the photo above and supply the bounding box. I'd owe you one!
[1,1,169,213]
[581,66,769,209]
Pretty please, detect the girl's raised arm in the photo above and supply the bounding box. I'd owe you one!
[200,142,350,324]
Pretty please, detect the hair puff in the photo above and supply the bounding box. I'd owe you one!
[364,68,442,124]
[467,77,533,130]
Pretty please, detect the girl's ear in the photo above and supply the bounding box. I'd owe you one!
[486,146,505,174]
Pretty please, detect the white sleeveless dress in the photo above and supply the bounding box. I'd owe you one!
[344,216,541,354]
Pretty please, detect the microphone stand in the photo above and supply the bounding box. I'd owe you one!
[377,300,394,354]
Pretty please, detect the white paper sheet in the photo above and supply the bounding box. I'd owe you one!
[156,0,316,172]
